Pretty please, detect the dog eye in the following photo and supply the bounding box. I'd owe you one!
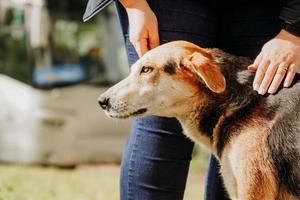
[140,66,153,74]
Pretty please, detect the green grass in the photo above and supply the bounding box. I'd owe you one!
[0,165,119,200]
[0,148,209,200]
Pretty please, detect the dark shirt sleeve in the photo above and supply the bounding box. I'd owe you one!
[83,0,114,22]
[279,0,300,24]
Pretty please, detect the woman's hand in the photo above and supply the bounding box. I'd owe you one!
[120,0,159,57]
[248,30,300,95]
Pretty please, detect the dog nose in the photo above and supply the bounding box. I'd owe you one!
[98,97,111,110]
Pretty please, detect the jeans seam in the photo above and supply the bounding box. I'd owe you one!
[127,129,141,200]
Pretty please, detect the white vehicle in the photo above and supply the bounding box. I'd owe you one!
[0,1,131,165]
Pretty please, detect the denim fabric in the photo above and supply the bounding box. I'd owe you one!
[204,155,230,200]
[115,0,282,199]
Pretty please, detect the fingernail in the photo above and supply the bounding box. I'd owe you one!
[283,81,290,88]
[258,87,266,95]
[268,87,275,94]
[248,66,255,71]
[253,83,259,91]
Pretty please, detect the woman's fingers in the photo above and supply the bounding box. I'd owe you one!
[253,59,270,91]
[268,63,288,94]
[253,61,297,94]
[148,24,160,49]
[258,62,279,95]
[134,39,149,57]
[284,63,297,87]
[248,63,259,71]
[248,53,263,71]
[253,60,297,94]
[134,28,159,57]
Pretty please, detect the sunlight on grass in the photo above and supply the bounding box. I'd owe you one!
[0,148,209,200]
[0,165,119,200]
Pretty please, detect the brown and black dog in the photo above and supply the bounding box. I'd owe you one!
[98,41,300,200]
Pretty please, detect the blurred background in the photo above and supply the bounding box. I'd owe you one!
[0,0,209,199]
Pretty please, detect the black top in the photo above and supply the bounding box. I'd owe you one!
[83,0,300,26]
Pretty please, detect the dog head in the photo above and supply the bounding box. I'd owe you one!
[98,41,226,119]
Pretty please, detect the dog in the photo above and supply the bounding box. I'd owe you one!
[98,41,300,200]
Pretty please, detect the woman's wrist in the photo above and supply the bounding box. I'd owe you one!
[282,22,300,38]
[278,29,300,44]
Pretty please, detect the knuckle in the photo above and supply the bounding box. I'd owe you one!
[272,61,281,66]
[265,72,273,78]
[289,67,297,73]
[259,67,267,74]
[291,63,298,69]
[266,64,275,71]
[287,64,297,73]
[278,63,287,69]
[281,53,295,62]
[263,57,272,65]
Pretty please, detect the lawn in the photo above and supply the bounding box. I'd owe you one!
[0,150,209,200]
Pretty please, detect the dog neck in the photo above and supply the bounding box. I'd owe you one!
[177,52,266,158]
[176,97,213,150]
[177,83,262,158]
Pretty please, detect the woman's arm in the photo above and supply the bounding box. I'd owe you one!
[119,0,159,57]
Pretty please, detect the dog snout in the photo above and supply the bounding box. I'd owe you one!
[98,96,111,110]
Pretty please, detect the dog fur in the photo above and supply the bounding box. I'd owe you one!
[99,41,300,200]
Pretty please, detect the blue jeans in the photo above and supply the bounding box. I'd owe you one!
[116,0,282,199]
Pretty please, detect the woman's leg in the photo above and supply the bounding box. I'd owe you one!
[115,1,218,199]
[120,117,194,200]
[204,155,230,200]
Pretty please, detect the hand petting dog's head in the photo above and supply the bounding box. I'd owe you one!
[98,41,226,119]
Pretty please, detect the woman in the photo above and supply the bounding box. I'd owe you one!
[84,0,300,199]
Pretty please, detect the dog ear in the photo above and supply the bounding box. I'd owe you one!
[181,51,226,93]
